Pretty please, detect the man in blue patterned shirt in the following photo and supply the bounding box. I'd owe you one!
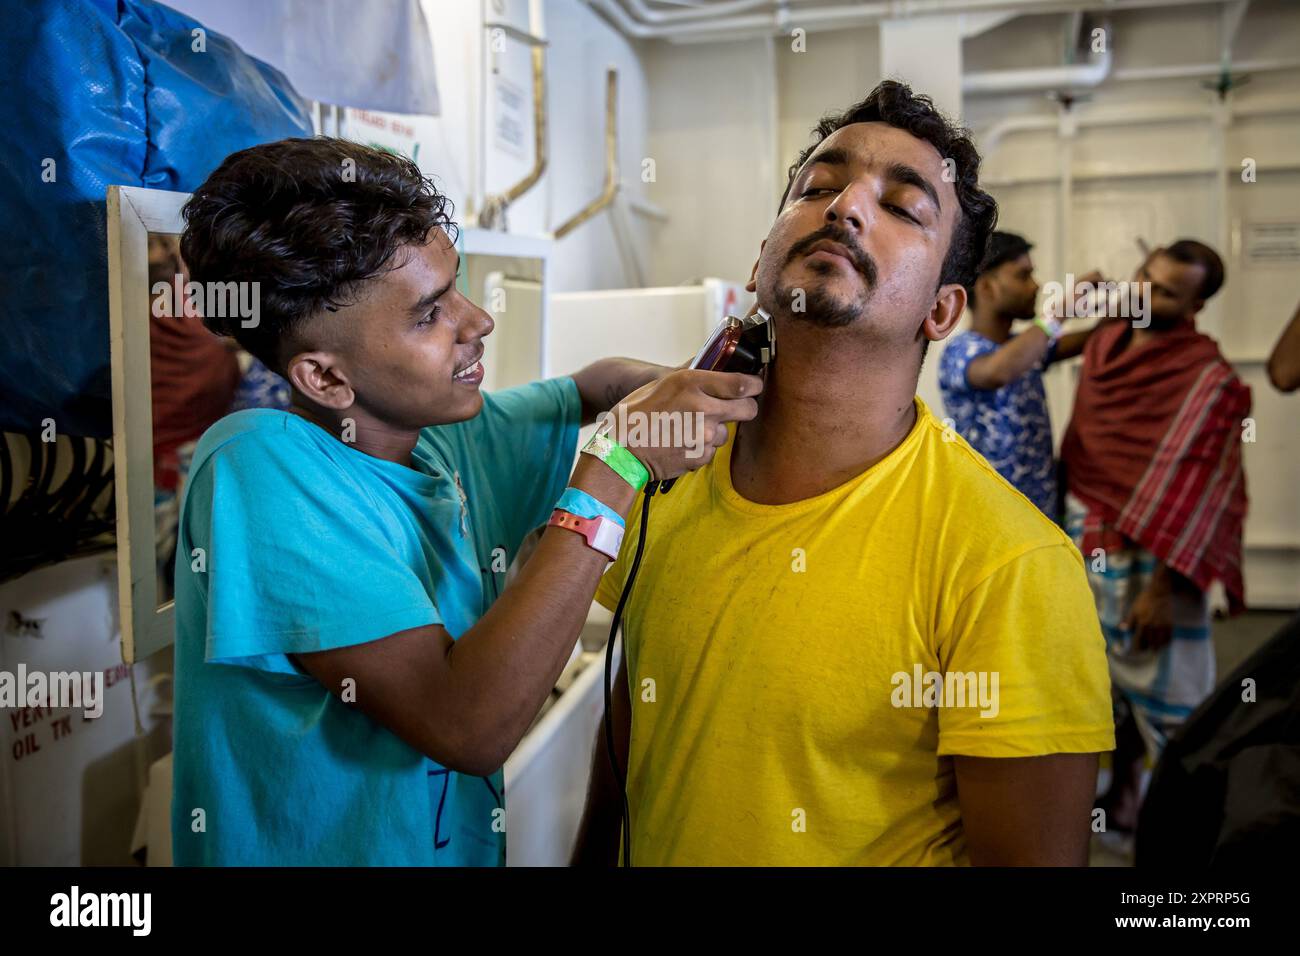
[939,232,1099,517]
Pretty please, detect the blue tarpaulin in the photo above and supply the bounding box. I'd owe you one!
[0,0,313,436]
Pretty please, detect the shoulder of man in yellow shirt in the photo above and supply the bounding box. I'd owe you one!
[595,397,1116,759]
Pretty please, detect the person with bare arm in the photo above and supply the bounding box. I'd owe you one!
[170,139,760,866]
[1266,296,1300,393]
[573,83,1113,868]
[1060,240,1250,838]
[940,230,1104,516]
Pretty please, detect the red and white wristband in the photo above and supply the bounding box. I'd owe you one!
[547,509,625,561]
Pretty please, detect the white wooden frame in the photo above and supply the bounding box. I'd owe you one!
[106,185,192,663]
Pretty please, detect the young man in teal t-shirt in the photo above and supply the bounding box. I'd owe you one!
[170,138,761,865]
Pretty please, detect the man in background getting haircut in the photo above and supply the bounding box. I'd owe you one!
[1061,239,1249,837]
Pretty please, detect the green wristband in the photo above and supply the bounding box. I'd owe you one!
[582,431,649,492]
[1033,314,1063,340]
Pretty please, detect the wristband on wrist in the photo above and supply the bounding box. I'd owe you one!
[1033,314,1064,340]
[548,509,625,561]
[580,430,649,492]
[557,487,626,528]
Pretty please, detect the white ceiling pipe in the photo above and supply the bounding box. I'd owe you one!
[964,45,1111,94]
[588,0,768,38]
[1111,56,1300,82]
[619,0,772,24]
[591,0,895,38]
[980,104,1207,155]
[592,0,984,41]
[588,0,1245,43]
[975,55,1300,151]
[978,115,1056,155]
[978,97,1300,155]
[981,160,1300,188]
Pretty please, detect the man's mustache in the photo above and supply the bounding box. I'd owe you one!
[786,227,878,286]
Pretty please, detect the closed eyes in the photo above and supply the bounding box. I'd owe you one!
[801,185,921,224]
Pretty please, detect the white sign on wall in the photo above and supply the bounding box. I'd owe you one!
[493,77,528,158]
[1244,221,1300,265]
[345,108,435,167]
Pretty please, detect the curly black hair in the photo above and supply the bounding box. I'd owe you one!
[180,137,458,372]
[780,80,998,296]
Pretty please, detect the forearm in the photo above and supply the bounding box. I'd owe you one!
[969,326,1051,389]
[1267,300,1300,393]
[1051,327,1095,362]
[299,367,761,775]
[306,456,639,775]
[446,455,637,768]
[569,357,669,425]
[1150,560,1198,596]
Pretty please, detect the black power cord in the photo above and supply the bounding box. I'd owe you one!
[596,310,773,867]
[603,479,659,868]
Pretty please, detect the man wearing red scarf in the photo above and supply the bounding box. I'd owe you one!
[1060,239,1250,837]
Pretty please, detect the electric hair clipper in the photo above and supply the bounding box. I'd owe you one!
[658,306,775,494]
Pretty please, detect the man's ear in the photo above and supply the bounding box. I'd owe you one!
[744,240,766,293]
[922,284,967,343]
[285,351,356,410]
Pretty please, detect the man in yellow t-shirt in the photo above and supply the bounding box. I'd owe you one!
[572,81,1114,867]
